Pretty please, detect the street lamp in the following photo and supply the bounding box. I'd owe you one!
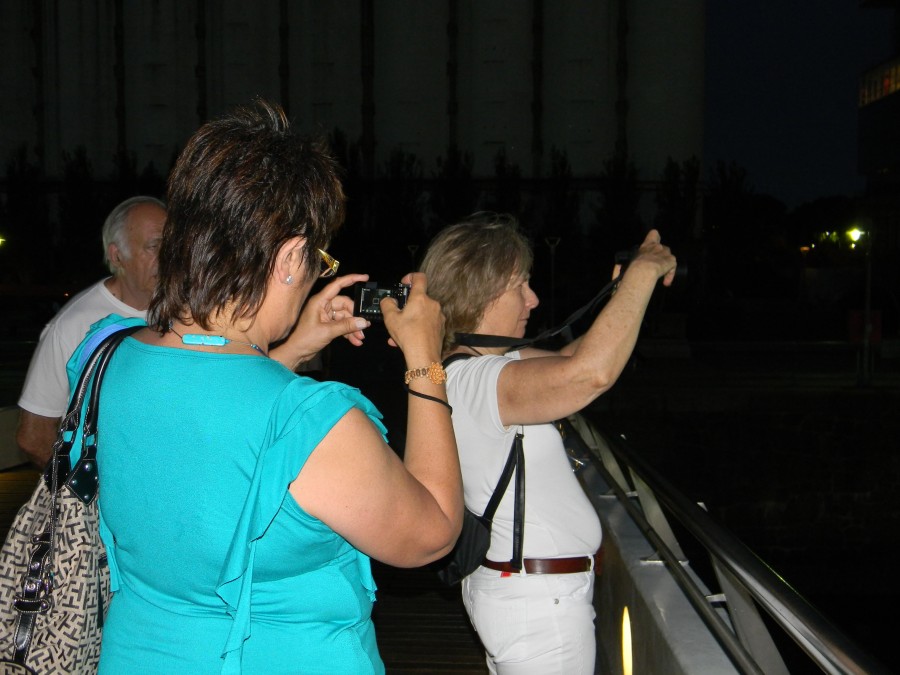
[847,226,873,386]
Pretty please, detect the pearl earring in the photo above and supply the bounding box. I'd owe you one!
[285,275,294,285]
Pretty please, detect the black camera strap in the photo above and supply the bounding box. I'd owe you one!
[455,273,622,350]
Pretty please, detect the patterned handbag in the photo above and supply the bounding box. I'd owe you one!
[0,326,139,674]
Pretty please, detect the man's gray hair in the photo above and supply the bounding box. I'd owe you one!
[102,195,166,274]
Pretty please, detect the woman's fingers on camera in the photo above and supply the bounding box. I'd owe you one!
[331,294,357,318]
[380,273,419,319]
[403,272,427,293]
[323,273,369,299]
[379,296,400,318]
[381,272,444,351]
[391,272,431,311]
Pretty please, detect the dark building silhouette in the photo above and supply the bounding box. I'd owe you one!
[0,0,704,228]
[859,0,900,253]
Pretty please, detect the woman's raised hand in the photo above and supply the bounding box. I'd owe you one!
[269,273,372,370]
[625,229,678,287]
[381,272,445,362]
[299,273,373,347]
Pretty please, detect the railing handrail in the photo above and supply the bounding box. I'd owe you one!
[572,415,891,675]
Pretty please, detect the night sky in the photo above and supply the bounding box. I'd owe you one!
[705,1,895,208]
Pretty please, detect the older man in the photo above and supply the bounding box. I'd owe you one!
[16,195,167,466]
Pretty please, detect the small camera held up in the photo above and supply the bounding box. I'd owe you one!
[353,282,410,320]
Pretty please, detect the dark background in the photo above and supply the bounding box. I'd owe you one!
[2,2,899,672]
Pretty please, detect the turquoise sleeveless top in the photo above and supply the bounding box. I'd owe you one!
[69,318,387,674]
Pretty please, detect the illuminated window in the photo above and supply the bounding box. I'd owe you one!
[860,56,900,107]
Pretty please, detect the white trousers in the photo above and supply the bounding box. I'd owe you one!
[461,567,596,675]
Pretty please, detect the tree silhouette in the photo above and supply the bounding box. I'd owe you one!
[655,156,700,247]
[1,146,48,284]
[58,147,107,286]
[431,144,476,225]
[595,155,642,254]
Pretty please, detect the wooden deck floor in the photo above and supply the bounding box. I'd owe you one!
[0,465,487,673]
[372,561,487,673]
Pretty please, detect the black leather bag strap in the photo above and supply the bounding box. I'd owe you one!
[63,325,141,504]
[49,335,116,489]
[510,431,525,570]
[11,521,52,665]
[442,351,512,525]
[442,351,526,570]
[49,325,141,492]
[477,433,523,572]
[480,434,519,524]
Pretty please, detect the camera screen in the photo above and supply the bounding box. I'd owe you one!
[353,283,409,319]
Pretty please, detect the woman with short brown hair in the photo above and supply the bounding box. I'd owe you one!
[76,100,462,674]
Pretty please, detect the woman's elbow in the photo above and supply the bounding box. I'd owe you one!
[574,368,616,404]
[426,507,465,562]
[399,509,464,568]
[443,506,465,553]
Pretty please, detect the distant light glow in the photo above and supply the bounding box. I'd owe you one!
[848,228,864,242]
[622,606,633,675]
[0,236,6,246]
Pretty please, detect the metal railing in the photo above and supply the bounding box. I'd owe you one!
[560,414,891,675]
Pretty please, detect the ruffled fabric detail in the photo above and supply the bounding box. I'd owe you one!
[66,314,147,388]
[215,381,386,674]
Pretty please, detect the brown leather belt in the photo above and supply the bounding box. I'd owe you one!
[481,554,594,575]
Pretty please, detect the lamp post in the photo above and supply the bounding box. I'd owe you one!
[861,231,873,387]
[849,226,873,387]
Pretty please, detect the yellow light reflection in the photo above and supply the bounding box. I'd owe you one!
[622,606,633,675]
